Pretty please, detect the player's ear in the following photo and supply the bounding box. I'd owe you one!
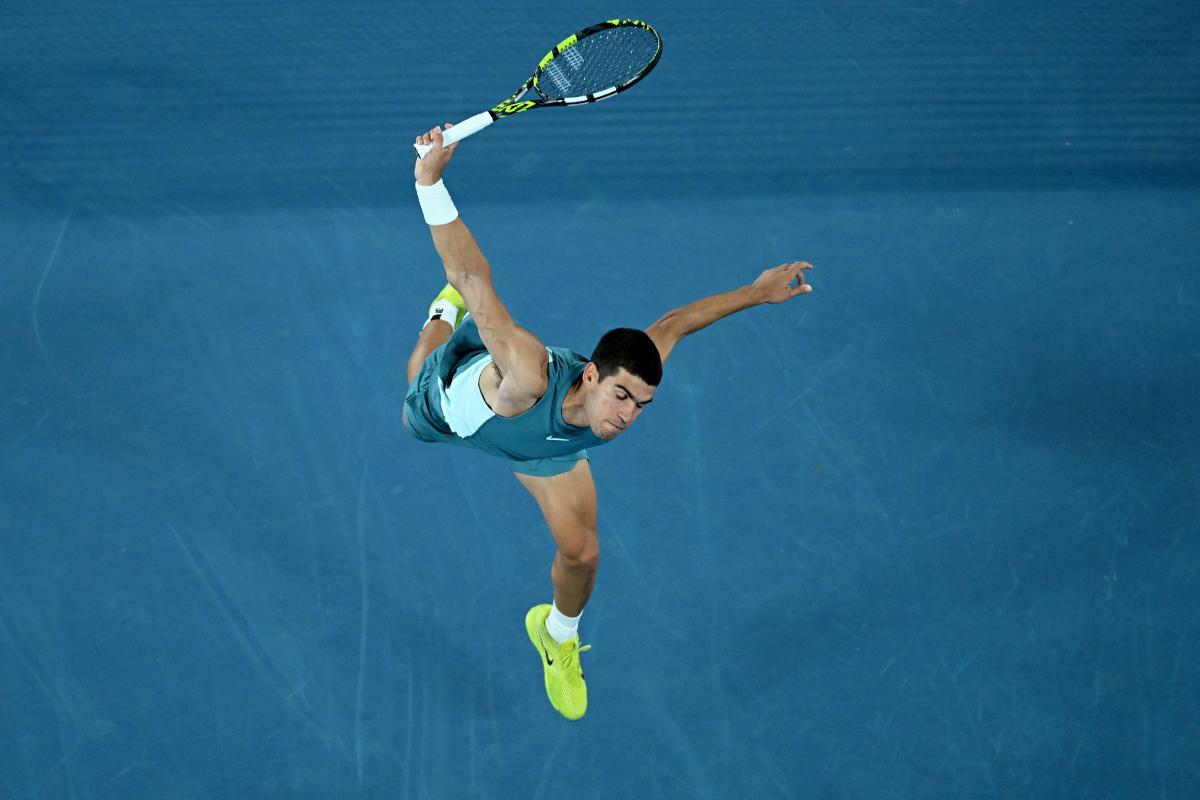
[583,362,598,385]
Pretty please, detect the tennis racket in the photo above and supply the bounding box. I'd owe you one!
[413,19,662,158]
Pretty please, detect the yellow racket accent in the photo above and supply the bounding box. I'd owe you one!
[539,34,580,70]
[415,19,661,156]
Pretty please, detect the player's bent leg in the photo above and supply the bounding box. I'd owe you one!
[403,283,469,430]
[403,320,450,431]
[406,320,453,383]
[404,282,469,383]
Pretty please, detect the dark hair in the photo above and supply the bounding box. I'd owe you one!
[590,328,662,387]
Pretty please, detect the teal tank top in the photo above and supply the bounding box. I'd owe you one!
[404,317,606,464]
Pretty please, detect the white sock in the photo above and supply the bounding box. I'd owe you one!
[422,297,461,331]
[545,602,581,645]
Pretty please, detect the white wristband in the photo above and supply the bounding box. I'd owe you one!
[415,179,459,226]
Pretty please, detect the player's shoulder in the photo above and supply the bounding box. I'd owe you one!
[545,342,588,360]
[545,345,592,375]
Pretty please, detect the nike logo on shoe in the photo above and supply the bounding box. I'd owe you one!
[540,641,554,666]
[546,435,569,441]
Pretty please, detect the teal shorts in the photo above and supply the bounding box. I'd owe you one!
[507,452,589,477]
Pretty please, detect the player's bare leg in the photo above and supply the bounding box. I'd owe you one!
[406,320,452,383]
[517,460,598,720]
[402,284,467,430]
[515,460,600,615]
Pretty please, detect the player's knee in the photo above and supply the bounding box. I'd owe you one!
[558,533,599,573]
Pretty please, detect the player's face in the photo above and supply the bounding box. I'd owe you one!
[588,367,656,440]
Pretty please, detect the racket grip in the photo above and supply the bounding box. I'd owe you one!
[413,111,494,158]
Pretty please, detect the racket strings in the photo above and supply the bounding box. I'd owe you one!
[537,26,659,99]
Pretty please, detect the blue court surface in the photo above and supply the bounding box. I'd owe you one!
[2,1,1198,798]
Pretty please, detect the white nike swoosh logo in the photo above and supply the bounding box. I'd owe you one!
[545,436,570,442]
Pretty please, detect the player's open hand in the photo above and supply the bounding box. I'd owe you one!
[752,261,814,304]
[413,124,459,185]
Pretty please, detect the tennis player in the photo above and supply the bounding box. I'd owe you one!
[404,125,813,720]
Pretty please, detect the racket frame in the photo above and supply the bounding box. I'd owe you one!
[414,19,662,157]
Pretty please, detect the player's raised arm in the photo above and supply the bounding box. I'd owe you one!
[413,125,549,406]
[645,261,813,364]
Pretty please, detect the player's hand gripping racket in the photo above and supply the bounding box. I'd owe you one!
[413,19,662,158]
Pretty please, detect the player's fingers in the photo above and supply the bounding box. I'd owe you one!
[791,264,811,295]
[789,262,812,286]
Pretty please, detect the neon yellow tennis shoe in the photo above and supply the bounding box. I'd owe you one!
[427,283,467,329]
[525,604,591,721]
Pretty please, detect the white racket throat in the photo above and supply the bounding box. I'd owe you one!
[413,111,494,158]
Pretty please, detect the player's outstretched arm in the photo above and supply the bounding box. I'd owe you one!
[645,261,813,365]
[413,125,549,406]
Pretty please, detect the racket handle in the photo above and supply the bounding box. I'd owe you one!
[413,111,494,158]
